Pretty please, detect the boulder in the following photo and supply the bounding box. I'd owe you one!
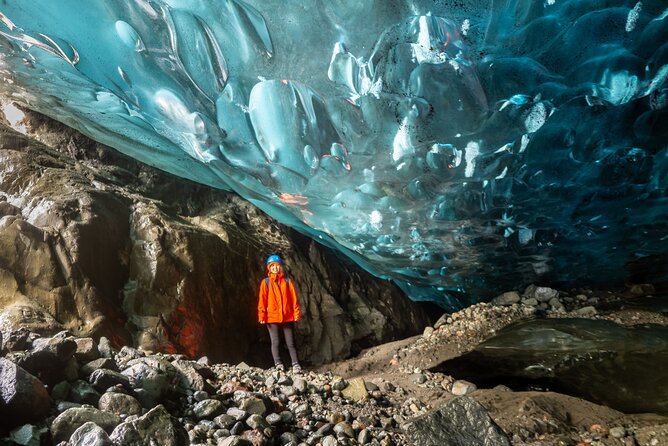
[69,422,114,446]
[0,358,50,428]
[98,392,143,417]
[50,407,121,443]
[341,377,368,402]
[402,396,510,446]
[109,405,188,446]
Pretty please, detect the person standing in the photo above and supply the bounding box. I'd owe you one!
[258,254,302,373]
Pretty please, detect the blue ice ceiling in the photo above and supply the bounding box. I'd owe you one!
[0,0,667,308]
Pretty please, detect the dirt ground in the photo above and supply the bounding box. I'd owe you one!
[314,290,668,446]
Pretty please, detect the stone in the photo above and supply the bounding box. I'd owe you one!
[172,359,213,393]
[51,407,121,443]
[240,395,272,416]
[0,358,50,428]
[98,337,115,359]
[423,326,434,337]
[575,306,597,316]
[265,413,282,426]
[109,405,188,446]
[532,287,559,302]
[522,298,538,306]
[81,358,119,376]
[215,414,237,429]
[2,327,32,352]
[73,337,100,362]
[98,392,143,416]
[246,413,269,430]
[89,368,132,392]
[69,422,114,446]
[402,396,510,446]
[491,292,520,306]
[451,380,477,396]
[341,377,368,402]
[51,381,71,401]
[358,428,372,445]
[69,379,102,406]
[227,407,249,421]
[218,435,253,446]
[8,424,48,446]
[193,399,224,419]
[120,360,171,407]
[333,421,354,438]
[294,403,312,418]
[609,426,626,438]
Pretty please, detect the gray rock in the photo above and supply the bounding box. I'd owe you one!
[51,407,121,443]
[433,313,450,329]
[358,428,372,445]
[293,377,307,393]
[334,422,354,438]
[266,413,282,425]
[451,380,477,396]
[98,337,115,359]
[81,358,119,376]
[8,424,48,446]
[522,298,538,306]
[69,422,114,446]
[0,357,50,428]
[32,335,77,361]
[294,403,312,418]
[548,297,565,311]
[246,413,269,430]
[193,390,209,401]
[69,379,101,406]
[491,292,520,306]
[51,381,71,401]
[322,435,339,446]
[120,360,171,407]
[609,426,626,438]
[98,392,143,416]
[575,306,597,316]
[172,359,213,393]
[239,395,272,416]
[402,396,510,446]
[423,327,434,337]
[109,404,188,446]
[214,414,237,429]
[533,287,559,302]
[193,398,224,419]
[218,435,253,446]
[89,368,131,392]
[227,407,248,421]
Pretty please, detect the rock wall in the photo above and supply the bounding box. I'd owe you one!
[0,111,431,366]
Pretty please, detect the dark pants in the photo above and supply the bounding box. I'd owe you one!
[266,323,299,366]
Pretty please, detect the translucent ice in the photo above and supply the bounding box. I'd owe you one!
[0,0,666,308]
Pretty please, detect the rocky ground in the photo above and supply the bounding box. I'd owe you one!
[1,284,666,446]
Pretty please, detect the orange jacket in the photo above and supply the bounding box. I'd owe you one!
[258,272,301,323]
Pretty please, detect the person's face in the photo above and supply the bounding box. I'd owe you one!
[269,263,281,274]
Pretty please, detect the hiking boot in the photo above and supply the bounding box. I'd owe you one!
[275,363,285,371]
[292,363,302,373]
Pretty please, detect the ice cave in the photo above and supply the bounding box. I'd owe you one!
[0,0,666,308]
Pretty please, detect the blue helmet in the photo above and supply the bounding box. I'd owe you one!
[266,254,283,265]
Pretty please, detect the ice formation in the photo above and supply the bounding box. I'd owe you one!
[0,0,666,307]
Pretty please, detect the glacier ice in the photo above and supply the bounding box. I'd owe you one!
[0,0,666,308]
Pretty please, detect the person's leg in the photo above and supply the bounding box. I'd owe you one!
[282,323,300,370]
[266,324,283,369]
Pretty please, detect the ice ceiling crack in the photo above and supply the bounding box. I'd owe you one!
[0,0,667,308]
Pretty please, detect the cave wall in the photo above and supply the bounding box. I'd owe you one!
[0,112,431,365]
